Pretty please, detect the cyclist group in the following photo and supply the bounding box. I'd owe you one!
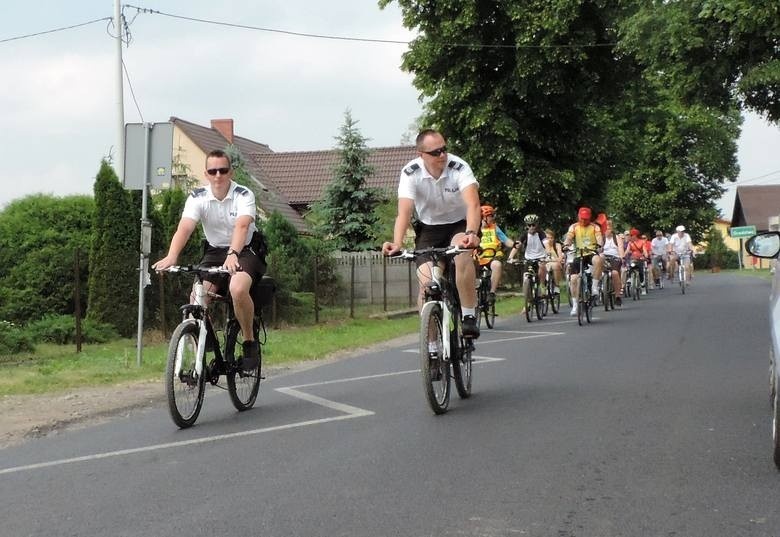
[381,129,698,337]
[154,129,701,421]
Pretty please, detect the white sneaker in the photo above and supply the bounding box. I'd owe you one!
[641,289,647,295]
[570,303,578,316]
[553,286,561,294]
[591,283,600,296]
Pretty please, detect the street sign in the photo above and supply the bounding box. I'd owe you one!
[123,122,173,190]
[730,225,757,238]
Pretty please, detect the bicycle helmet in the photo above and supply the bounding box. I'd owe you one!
[524,214,539,225]
[577,207,592,221]
[481,205,495,218]
[629,228,640,237]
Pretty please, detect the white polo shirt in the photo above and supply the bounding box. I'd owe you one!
[669,233,693,255]
[397,154,478,225]
[182,181,257,247]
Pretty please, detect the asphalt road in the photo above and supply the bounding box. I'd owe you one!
[1,273,778,537]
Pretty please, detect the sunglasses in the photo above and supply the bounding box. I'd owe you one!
[206,167,231,176]
[421,146,447,157]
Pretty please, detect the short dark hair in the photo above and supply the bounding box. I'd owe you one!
[415,129,445,149]
[206,149,232,169]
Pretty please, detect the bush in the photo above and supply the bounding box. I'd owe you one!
[25,314,119,344]
[0,320,35,356]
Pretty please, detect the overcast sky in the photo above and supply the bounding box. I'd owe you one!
[2,1,779,219]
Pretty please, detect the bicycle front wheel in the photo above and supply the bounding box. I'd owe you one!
[226,319,261,411]
[535,285,544,320]
[165,320,205,429]
[420,302,450,414]
[485,298,496,329]
[523,277,533,322]
[680,266,686,294]
[451,315,473,399]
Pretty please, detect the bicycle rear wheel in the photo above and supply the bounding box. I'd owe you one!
[420,302,450,414]
[451,314,473,399]
[226,319,261,411]
[632,272,640,301]
[165,320,205,429]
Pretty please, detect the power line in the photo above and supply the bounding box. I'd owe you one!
[122,60,144,123]
[124,4,618,50]
[725,168,780,188]
[0,17,112,44]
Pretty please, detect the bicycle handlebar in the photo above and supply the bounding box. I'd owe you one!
[157,265,232,275]
[391,246,475,260]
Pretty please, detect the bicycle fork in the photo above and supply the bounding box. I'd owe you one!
[173,319,207,379]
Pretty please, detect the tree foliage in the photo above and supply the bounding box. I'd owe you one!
[380,0,755,235]
[0,194,94,324]
[87,160,139,337]
[314,110,385,250]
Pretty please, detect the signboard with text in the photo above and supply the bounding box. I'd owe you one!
[730,225,757,238]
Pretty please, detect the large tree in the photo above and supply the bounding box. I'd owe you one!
[314,110,384,250]
[380,0,748,235]
[620,0,780,121]
[87,160,139,337]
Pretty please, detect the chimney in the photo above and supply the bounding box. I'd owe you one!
[211,119,234,144]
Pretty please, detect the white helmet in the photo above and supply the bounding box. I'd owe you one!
[675,225,685,232]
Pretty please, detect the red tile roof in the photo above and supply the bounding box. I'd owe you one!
[249,146,417,207]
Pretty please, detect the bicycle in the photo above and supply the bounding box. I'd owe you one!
[600,255,618,311]
[514,259,545,322]
[626,258,645,301]
[544,259,561,314]
[651,255,666,289]
[395,246,475,414]
[571,248,595,326]
[475,248,497,329]
[160,265,275,428]
[674,251,692,294]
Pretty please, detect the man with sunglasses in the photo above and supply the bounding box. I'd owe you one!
[382,129,482,338]
[153,149,266,372]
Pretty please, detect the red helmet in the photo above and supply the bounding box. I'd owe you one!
[578,207,592,221]
[481,205,495,217]
[630,228,640,237]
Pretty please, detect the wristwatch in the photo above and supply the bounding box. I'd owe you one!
[227,249,240,257]
[465,229,481,238]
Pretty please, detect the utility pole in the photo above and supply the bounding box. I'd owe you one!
[115,0,125,183]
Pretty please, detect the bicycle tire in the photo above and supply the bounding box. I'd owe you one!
[632,272,640,301]
[420,302,450,414]
[477,283,487,329]
[165,320,206,429]
[523,277,533,323]
[451,314,473,399]
[680,265,686,295]
[534,284,544,320]
[551,289,560,314]
[226,319,261,412]
[485,298,496,329]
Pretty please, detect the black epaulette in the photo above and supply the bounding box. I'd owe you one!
[234,185,249,196]
[447,160,464,171]
[403,163,420,175]
[190,187,206,198]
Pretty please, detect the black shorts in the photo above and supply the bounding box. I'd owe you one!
[200,243,266,292]
[569,254,595,274]
[414,219,467,267]
[604,255,622,272]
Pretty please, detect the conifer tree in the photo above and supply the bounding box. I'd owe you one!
[87,159,139,337]
[314,110,384,251]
